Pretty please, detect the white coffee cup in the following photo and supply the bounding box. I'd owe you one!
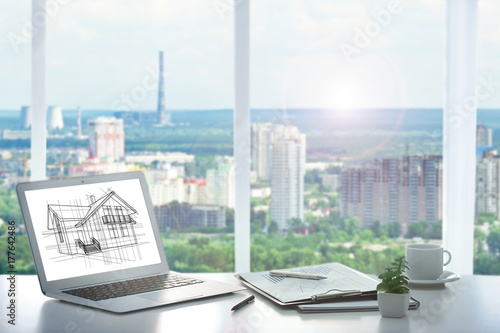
[405,244,452,280]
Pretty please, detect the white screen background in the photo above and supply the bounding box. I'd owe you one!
[25,179,162,281]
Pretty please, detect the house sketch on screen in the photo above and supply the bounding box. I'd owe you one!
[47,189,139,256]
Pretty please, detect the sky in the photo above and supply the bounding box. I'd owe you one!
[1,0,499,111]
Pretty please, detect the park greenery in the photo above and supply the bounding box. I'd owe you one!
[2,167,500,275]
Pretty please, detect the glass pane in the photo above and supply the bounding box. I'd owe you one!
[0,1,31,186]
[475,0,500,275]
[13,0,233,274]
[0,2,34,274]
[250,0,444,274]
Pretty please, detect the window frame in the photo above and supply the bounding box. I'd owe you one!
[31,0,477,274]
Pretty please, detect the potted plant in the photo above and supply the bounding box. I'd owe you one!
[376,256,411,318]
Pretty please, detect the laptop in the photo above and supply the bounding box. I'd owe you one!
[16,171,245,313]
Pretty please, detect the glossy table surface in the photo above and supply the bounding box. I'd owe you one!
[1,273,500,333]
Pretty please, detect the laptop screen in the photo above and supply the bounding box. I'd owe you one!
[24,178,162,282]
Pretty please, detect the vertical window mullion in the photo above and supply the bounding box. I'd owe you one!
[443,0,478,275]
[31,0,47,181]
[234,0,251,273]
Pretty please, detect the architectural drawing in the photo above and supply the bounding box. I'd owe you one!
[47,189,139,256]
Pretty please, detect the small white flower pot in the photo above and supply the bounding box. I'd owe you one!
[377,291,411,318]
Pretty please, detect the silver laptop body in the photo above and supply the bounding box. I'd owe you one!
[16,171,244,313]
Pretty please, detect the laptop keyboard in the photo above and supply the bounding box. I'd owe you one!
[62,274,205,301]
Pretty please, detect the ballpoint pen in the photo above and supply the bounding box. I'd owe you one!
[231,295,255,311]
[269,270,327,280]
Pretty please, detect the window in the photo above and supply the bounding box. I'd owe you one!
[0,1,31,215]
[120,223,130,237]
[0,0,236,275]
[474,0,500,274]
[0,1,34,274]
[249,0,446,274]
[108,224,118,239]
[115,207,125,223]
[42,0,235,272]
[0,0,486,276]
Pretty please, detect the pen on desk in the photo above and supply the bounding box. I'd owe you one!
[231,295,255,311]
[269,270,327,280]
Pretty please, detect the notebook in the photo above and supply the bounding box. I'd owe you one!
[16,171,244,313]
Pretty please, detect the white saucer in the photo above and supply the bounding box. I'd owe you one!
[409,270,461,287]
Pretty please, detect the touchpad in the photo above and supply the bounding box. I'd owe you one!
[138,291,204,304]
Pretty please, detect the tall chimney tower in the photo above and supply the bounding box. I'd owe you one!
[157,51,166,125]
[77,106,82,137]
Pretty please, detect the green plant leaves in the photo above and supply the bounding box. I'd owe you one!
[376,256,410,294]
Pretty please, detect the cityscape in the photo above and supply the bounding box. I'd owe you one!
[1,52,500,276]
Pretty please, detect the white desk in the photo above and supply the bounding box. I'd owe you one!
[1,273,500,333]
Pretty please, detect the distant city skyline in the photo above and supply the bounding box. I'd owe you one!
[1,1,500,110]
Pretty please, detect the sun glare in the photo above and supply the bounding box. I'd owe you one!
[325,79,362,110]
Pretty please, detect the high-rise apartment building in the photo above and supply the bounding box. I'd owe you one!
[251,122,307,230]
[341,158,400,229]
[476,150,500,217]
[341,168,362,221]
[341,155,442,232]
[88,117,125,162]
[384,158,400,224]
[423,156,441,223]
[149,178,186,205]
[154,203,226,231]
[477,124,492,148]
[475,126,499,218]
[185,178,208,205]
[251,122,273,180]
[267,125,306,232]
[206,159,235,209]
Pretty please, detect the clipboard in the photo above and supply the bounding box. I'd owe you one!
[236,262,381,306]
[296,296,421,313]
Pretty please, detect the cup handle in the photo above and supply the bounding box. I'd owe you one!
[443,250,452,266]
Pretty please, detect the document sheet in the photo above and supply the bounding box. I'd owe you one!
[238,263,379,305]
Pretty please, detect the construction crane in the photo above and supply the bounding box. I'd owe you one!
[3,153,66,182]
[23,153,28,182]
[46,159,65,178]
